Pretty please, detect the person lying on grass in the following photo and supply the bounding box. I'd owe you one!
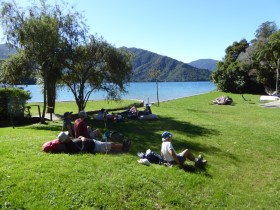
[160,131,207,168]
[58,132,131,153]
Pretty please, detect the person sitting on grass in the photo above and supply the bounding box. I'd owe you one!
[57,132,132,153]
[62,112,74,138]
[74,110,102,139]
[160,131,207,168]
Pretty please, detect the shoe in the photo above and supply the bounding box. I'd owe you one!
[195,155,207,168]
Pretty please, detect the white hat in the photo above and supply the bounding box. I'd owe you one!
[57,132,68,142]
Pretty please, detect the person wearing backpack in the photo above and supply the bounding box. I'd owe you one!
[160,131,207,168]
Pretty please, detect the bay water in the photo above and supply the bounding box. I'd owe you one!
[21,82,216,103]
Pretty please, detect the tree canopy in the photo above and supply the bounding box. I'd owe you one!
[62,35,132,111]
[0,0,132,116]
[212,21,280,94]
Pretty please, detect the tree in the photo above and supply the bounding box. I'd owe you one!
[238,22,279,94]
[148,68,160,106]
[61,35,132,112]
[0,50,35,85]
[211,39,250,93]
[253,30,280,94]
[0,0,86,122]
[254,21,278,40]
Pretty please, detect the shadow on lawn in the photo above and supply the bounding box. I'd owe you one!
[11,115,238,168]
[107,116,238,163]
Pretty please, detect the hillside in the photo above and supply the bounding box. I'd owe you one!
[123,47,212,82]
[0,44,16,59]
[188,59,218,71]
[0,44,212,82]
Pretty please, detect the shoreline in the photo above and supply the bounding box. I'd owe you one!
[27,91,214,105]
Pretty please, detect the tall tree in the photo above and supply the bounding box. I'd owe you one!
[254,21,278,40]
[238,22,279,94]
[0,0,86,122]
[253,30,280,94]
[61,35,132,112]
[211,39,250,93]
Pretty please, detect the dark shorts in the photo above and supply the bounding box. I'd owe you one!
[169,154,186,165]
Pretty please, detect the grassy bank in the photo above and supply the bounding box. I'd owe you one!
[0,91,279,209]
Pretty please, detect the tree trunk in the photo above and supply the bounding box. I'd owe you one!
[47,77,56,113]
[156,80,159,106]
[41,76,47,124]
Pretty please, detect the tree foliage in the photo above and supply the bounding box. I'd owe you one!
[239,21,279,94]
[0,0,80,121]
[0,50,35,85]
[211,39,251,93]
[62,35,132,112]
[0,0,132,116]
[212,21,280,94]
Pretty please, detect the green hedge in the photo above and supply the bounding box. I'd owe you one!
[0,87,31,120]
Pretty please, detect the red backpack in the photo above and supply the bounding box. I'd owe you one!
[42,139,66,153]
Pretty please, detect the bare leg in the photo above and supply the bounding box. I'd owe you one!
[181,149,195,161]
[110,143,123,152]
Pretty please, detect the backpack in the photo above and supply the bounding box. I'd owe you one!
[104,130,125,143]
[42,140,66,153]
[137,149,164,164]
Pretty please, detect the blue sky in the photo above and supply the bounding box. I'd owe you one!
[1,0,280,63]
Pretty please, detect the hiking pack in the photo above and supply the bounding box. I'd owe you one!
[137,149,164,164]
[103,130,125,143]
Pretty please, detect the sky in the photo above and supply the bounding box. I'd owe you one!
[0,0,280,63]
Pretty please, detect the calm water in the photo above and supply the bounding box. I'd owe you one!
[21,82,216,103]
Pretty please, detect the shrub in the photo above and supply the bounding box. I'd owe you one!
[0,87,31,120]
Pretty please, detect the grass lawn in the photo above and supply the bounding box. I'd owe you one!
[0,91,279,209]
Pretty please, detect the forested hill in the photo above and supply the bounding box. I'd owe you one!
[0,44,16,59]
[122,47,212,82]
[0,44,212,82]
[188,59,218,71]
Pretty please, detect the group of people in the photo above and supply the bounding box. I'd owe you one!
[42,110,131,154]
[43,109,207,169]
[120,104,152,119]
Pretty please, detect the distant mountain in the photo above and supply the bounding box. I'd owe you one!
[188,59,218,71]
[122,47,212,82]
[0,44,16,59]
[0,44,212,82]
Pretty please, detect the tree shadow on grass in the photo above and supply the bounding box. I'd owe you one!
[0,117,42,128]
[104,116,239,163]
[14,115,238,170]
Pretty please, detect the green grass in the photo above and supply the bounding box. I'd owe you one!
[0,92,279,209]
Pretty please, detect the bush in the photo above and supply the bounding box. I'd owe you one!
[0,87,31,120]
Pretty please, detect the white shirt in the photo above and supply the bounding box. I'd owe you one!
[161,141,175,162]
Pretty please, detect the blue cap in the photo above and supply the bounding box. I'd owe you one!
[162,131,173,141]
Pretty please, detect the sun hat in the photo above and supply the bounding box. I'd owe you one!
[57,132,69,142]
[78,110,87,118]
[162,131,173,141]
[63,112,73,118]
